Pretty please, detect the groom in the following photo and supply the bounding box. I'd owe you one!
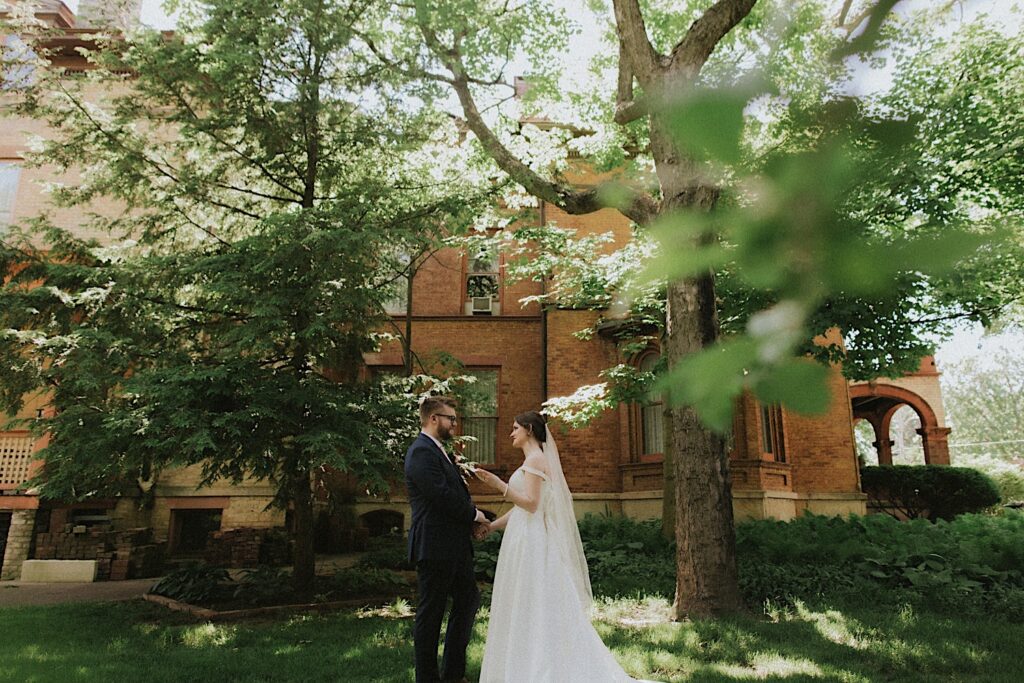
[406,396,489,683]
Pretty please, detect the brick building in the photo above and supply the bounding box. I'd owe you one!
[1,1,950,581]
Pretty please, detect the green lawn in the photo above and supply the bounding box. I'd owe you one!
[0,597,1020,682]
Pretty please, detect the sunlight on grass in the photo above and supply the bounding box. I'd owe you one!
[712,652,829,679]
[180,623,237,648]
[794,602,873,649]
[593,595,673,626]
[356,597,414,619]
[18,644,63,663]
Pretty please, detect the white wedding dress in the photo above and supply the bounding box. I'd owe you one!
[480,461,654,683]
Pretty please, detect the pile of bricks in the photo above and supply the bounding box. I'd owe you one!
[204,527,291,568]
[33,525,164,580]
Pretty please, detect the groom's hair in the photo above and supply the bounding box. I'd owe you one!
[420,395,457,424]
[515,411,547,444]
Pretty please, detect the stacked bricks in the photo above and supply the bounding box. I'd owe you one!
[204,527,291,568]
[0,510,35,581]
[33,525,164,580]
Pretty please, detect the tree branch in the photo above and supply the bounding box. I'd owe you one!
[668,0,758,76]
[414,8,658,224]
[612,0,662,86]
[613,37,648,125]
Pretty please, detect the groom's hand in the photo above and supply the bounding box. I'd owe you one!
[472,521,492,541]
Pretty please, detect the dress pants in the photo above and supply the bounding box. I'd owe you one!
[414,556,480,683]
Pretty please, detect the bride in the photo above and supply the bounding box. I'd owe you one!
[473,411,654,683]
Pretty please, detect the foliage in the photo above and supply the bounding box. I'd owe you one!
[472,529,504,583]
[475,511,1024,619]
[0,0,494,594]
[358,534,413,571]
[148,563,230,604]
[416,5,1024,432]
[577,514,675,598]
[325,567,409,599]
[231,566,292,607]
[474,514,675,598]
[736,511,1024,620]
[860,465,1002,521]
[942,338,1024,462]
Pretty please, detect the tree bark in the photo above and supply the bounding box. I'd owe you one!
[290,468,316,599]
[651,108,743,616]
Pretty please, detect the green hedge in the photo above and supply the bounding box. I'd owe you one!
[861,465,1001,520]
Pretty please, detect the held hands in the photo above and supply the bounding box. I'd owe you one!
[472,521,492,541]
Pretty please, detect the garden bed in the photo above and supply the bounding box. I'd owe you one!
[143,589,414,622]
[146,562,416,618]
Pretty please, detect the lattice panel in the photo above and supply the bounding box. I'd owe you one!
[0,433,35,487]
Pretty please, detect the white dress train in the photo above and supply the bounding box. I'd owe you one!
[480,466,655,683]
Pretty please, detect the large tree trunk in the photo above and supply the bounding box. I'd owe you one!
[290,469,316,599]
[665,278,743,617]
[655,117,742,617]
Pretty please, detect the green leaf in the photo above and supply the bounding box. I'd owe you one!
[663,88,749,165]
[753,360,831,416]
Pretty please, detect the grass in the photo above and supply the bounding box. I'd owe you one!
[0,597,1021,682]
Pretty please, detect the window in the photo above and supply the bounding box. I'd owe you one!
[383,249,412,316]
[170,509,222,556]
[465,246,500,315]
[2,35,37,91]
[639,354,664,457]
[384,272,410,315]
[760,404,786,463]
[0,162,21,230]
[460,369,498,463]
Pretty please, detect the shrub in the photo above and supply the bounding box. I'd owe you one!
[861,465,1001,520]
[326,567,408,598]
[358,537,412,571]
[473,531,503,582]
[955,453,1024,504]
[473,514,674,598]
[735,511,1024,619]
[232,566,292,606]
[579,515,674,598]
[148,563,230,604]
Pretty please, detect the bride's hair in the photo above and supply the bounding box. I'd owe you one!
[514,410,547,445]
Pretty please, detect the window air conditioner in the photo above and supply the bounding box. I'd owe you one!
[471,296,494,314]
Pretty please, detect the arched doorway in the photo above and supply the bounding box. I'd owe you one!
[849,384,950,465]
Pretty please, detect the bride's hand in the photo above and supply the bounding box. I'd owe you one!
[474,469,505,492]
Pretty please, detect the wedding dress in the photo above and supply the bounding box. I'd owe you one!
[480,434,655,683]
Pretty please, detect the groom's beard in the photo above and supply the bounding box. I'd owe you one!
[437,423,454,442]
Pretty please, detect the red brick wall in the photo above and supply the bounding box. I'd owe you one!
[545,309,624,493]
[785,364,861,493]
[405,244,542,318]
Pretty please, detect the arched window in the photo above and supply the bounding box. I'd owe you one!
[639,353,663,457]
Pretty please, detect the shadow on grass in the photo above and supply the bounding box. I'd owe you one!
[596,598,1023,682]
[0,598,1021,682]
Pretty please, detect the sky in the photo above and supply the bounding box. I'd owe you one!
[61,0,1022,372]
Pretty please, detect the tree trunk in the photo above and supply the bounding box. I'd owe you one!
[654,116,742,617]
[661,387,676,539]
[291,468,316,599]
[664,276,743,617]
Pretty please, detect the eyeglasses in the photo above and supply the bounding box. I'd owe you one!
[434,413,458,424]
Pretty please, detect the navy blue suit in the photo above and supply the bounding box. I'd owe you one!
[405,432,480,683]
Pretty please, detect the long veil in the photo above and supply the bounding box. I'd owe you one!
[543,429,593,611]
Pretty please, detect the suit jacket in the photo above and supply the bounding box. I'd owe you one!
[405,432,477,564]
